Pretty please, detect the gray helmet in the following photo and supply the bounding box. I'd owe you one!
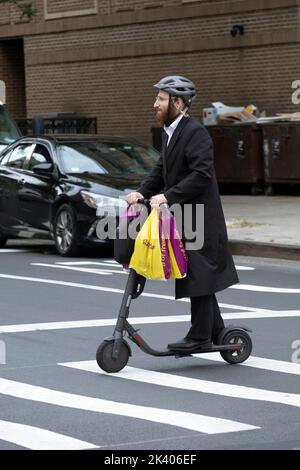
[154,75,197,107]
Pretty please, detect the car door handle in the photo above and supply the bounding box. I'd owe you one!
[18,178,26,186]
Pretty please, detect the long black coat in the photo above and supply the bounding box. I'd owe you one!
[137,116,239,299]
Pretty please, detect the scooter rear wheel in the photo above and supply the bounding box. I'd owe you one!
[220,330,252,364]
[96,340,129,373]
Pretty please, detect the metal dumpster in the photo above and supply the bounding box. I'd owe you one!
[260,122,300,194]
[207,123,264,194]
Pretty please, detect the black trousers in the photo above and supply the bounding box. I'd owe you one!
[187,294,225,342]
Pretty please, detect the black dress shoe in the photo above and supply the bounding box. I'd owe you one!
[168,337,212,351]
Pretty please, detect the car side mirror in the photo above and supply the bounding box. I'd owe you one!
[32,162,53,175]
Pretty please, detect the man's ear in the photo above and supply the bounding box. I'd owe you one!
[175,97,185,110]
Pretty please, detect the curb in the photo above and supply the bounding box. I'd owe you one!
[229,240,300,261]
[6,238,300,262]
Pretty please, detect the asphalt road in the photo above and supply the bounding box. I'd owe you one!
[0,242,300,451]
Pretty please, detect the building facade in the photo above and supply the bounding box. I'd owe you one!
[0,0,299,143]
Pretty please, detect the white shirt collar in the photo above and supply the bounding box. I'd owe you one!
[164,114,183,145]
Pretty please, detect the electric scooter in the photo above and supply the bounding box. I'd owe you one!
[96,202,253,372]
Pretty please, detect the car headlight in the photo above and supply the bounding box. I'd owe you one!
[81,191,127,216]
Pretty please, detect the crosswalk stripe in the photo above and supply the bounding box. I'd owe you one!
[31,263,125,275]
[192,354,300,376]
[0,249,28,253]
[0,378,258,435]
[235,266,255,271]
[0,420,97,450]
[0,273,283,314]
[232,284,300,294]
[60,361,300,409]
[1,310,300,334]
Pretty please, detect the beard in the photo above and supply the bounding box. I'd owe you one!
[154,100,180,126]
[154,108,168,126]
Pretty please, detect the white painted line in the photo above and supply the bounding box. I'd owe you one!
[0,378,258,435]
[0,249,28,253]
[60,361,300,409]
[1,311,300,334]
[235,266,255,271]
[192,354,300,376]
[218,303,269,313]
[0,273,130,294]
[0,420,97,450]
[31,263,126,275]
[231,284,300,294]
[0,273,269,312]
[56,261,121,268]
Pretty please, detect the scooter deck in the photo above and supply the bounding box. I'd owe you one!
[170,343,241,357]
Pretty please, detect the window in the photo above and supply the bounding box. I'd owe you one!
[27,144,52,171]
[6,144,33,169]
[58,140,159,176]
[0,148,13,166]
[0,106,21,144]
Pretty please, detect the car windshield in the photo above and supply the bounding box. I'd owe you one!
[58,140,159,175]
[0,106,21,144]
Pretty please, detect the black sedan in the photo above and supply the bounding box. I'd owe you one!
[0,135,159,256]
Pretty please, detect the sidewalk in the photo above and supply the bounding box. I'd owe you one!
[6,195,300,261]
[222,195,300,261]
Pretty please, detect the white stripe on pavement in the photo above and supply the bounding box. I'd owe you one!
[60,361,300,409]
[193,354,300,376]
[0,378,257,435]
[0,273,269,312]
[231,284,300,294]
[0,249,28,253]
[235,266,255,271]
[1,310,300,334]
[31,263,126,275]
[0,420,97,450]
[1,311,300,334]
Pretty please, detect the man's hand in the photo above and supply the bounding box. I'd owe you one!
[150,194,167,208]
[126,192,144,205]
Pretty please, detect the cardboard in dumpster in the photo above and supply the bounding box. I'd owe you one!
[203,101,257,125]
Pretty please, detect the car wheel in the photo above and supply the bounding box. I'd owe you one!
[54,204,79,256]
[0,236,7,249]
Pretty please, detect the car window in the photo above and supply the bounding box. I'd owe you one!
[6,144,33,169]
[27,144,52,171]
[58,141,159,176]
[0,106,21,145]
[0,147,13,166]
[59,145,108,174]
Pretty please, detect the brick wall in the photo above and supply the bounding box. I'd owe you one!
[1,0,299,142]
[25,41,300,144]
[0,40,26,118]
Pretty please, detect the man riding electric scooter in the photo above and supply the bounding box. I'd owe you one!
[126,75,240,354]
[96,76,252,373]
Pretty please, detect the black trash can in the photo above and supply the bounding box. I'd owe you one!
[260,122,300,194]
[207,123,264,194]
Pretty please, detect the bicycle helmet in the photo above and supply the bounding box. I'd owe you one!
[154,75,197,107]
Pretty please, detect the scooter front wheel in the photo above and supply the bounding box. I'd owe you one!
[220,330,252,364]
[96,340,130,373]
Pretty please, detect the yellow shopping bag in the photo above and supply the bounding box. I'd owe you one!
[130,209,166,280]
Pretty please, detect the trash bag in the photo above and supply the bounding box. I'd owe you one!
[130,206,187,280]
[159,205,187,279]
[129,208,165,280]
